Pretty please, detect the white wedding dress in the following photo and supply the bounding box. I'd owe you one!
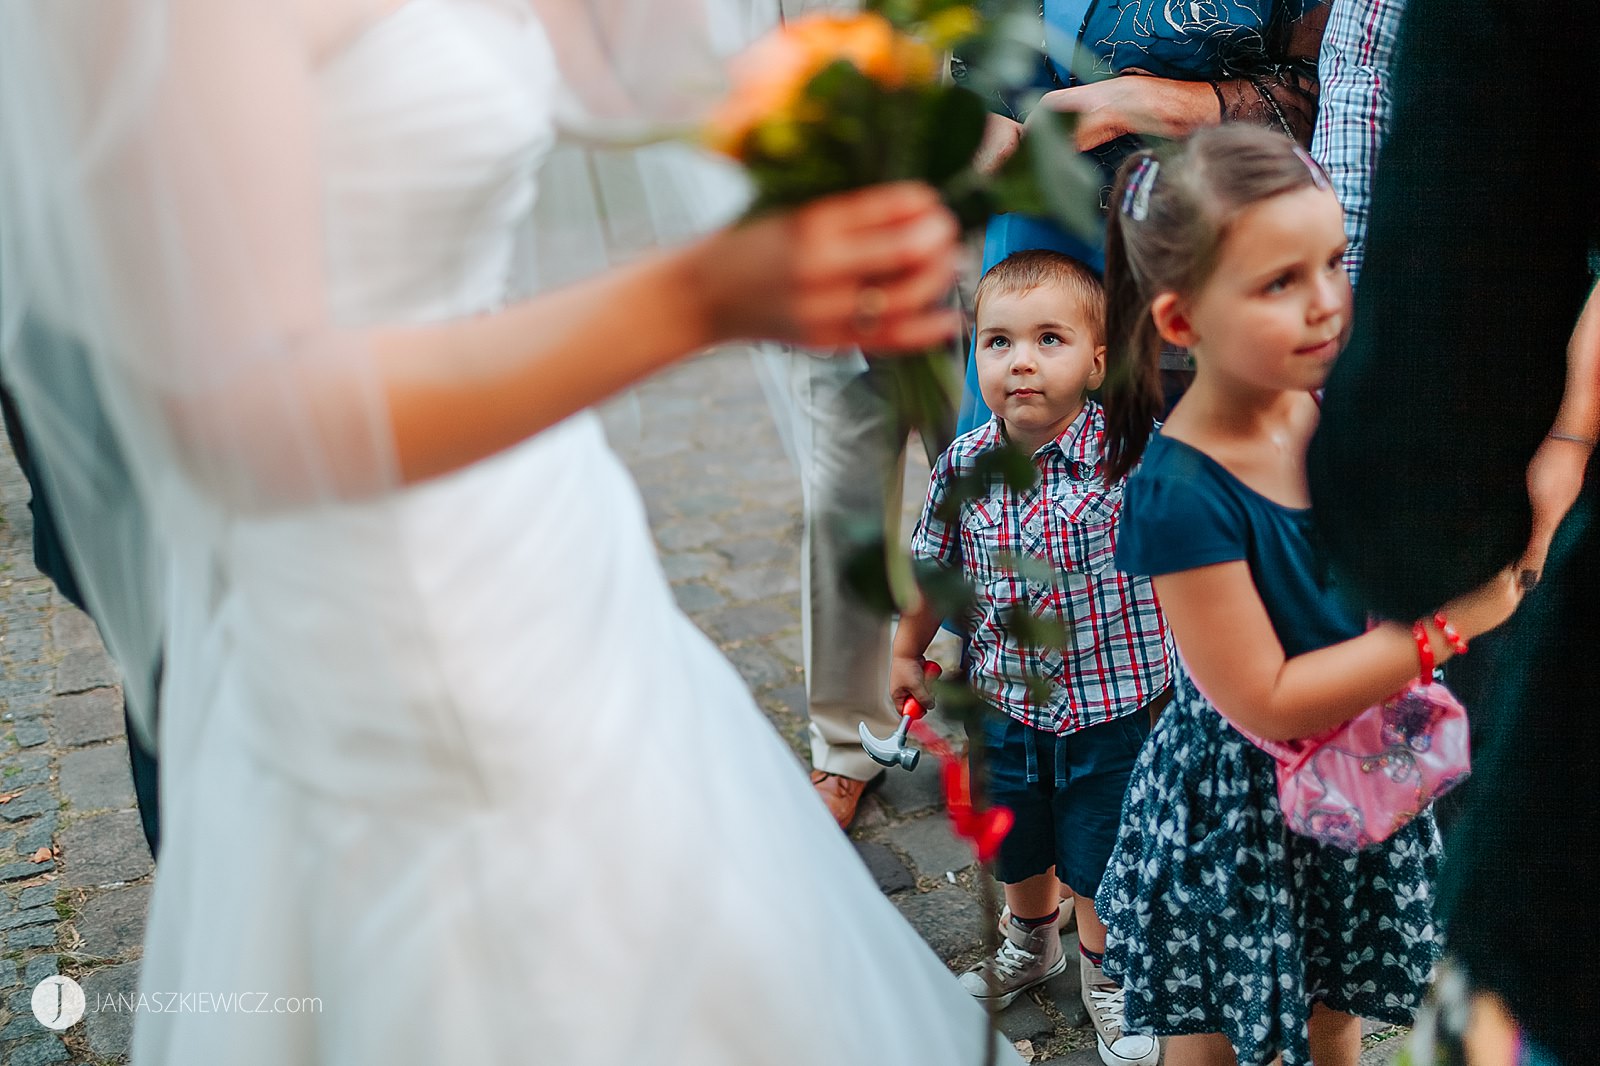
[121,3,1009,1062]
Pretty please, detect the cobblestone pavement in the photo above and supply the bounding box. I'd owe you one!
[0,349,1405,1064]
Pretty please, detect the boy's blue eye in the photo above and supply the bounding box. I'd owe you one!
[988,336,1010,350]
[1265,273,1293,294]
[1040,333,1061,346]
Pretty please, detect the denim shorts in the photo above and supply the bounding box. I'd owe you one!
[973,704,1156,897]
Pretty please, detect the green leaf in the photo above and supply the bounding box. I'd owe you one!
[912,558,977,620]
[1000,603,1069,650]
[843,536,897,616]
[991,552,1058,585]
[971,443,1037,493]
[918,86,989,187]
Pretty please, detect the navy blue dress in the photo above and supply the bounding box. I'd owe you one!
[1094,434,1442,1066]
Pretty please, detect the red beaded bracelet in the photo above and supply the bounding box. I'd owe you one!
[1433,612,1468,654]
[1412,621,1436,684]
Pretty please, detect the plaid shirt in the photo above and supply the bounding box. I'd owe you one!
[1310,0,1406,286]
[912,402,1171,734]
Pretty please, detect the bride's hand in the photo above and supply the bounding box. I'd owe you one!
[694,182,962,351]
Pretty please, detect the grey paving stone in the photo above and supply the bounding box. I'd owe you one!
[1043,1047,1105,1066]
[14,814,59,856]
[1039,955,1089,1028]
[718,537,791,569]
[670,582,725,615]
[894,813,976,879]
[718,508,798,539]
[50,608,103,652]
[851,840,915,895]
[2,1037,70,1066]
[672,491,739,518]
[652,519,721,552]
[721,643,799,693]
[0,906,56,931]
[718,564,800,602]
[53,647,118,695]
[996,993,1057,1043]
[0,790,54,823]
[0,860,53,884]
[57,810,153,887]
[74,884,150,959]
[770,630,804,670]
[49,689,124,748]
[58,744,135,812]
[698,602,796,644]
[876,761,944,815]
[82,962,139,1059]
[659,551,724,582]
[893,886,983,961]
[0,957,16,989]
[13,720,48,748]
[762,684,807,722]
[5,923,56,948]
[0,762,49,790]
[23,955,58,982]
[17,885,57,910]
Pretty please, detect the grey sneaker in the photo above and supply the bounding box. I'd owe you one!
[958,915,1066,1009]
[1080,952,1160,1066]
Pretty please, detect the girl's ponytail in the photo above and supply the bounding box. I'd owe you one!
[1101,152,1164,485]
[1096,126,1329,485]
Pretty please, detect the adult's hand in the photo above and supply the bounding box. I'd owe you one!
[1035,73,1217,151]
[697,182,962,352]
[973,113,1024,175]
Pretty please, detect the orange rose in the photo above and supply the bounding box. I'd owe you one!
[706,12,939,159]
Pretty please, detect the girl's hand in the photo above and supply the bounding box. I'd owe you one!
[695,182,961,352]
[1035,74,1216,151]
[889,654,934,714]
[1520,432,1591,581]
[1437,568,1524,646]
[973,114,1024,176]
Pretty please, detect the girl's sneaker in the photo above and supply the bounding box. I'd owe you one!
[957,915,1067,1009]
[1080,952,1160,1066]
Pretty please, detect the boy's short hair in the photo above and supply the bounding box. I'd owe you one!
[973,250,1105,344]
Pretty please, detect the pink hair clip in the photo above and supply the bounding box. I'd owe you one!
[1292,144,1331,191]
[1121,156,1160,221]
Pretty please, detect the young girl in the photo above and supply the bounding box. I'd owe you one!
[1091,125,1524,1066]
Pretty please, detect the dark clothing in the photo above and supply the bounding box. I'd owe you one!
[976,703,1154,896]
[1305,0,1600,1058]
[0,378,160,859]
[1117,433,1363,657]
[1098,668,1441,1066]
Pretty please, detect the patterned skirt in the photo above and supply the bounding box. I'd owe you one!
[1095,668,1444,1066]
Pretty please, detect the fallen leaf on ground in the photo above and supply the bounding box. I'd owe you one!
[1012,1039,1035,1062]
[0,789,24,804]
[30,846,52,863]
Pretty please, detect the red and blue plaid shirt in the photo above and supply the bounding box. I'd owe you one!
[911,402,1171,734]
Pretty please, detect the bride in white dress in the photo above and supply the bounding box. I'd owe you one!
[0,1,1018,1062]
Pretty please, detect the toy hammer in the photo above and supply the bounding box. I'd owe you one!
[860,661,942,771]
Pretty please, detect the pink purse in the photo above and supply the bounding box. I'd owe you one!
[1237,681,1471,851]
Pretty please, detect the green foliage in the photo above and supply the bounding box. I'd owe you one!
[934,442,1039,523]
[999,603,1069,650]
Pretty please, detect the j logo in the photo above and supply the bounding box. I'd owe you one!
[31,975,87,1030]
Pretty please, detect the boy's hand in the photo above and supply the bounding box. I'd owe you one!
[890,655,935,714]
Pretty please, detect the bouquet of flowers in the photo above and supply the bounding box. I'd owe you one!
[706,1,1098,440]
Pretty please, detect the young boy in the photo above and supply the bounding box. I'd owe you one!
[892,250,1171,1066]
